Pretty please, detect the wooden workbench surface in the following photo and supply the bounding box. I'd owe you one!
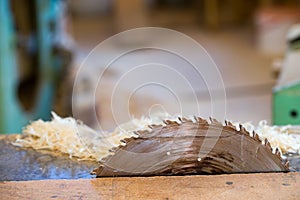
[1,172,300,200]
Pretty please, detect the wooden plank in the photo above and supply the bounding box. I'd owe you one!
[1,172,299,200]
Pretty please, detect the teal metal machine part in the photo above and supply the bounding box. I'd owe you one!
[273,83,300,125]
[0,0,62,133]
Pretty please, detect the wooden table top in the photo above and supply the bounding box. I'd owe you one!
[1,172,300,200]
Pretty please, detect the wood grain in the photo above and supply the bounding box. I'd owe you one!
[1,172,299,200]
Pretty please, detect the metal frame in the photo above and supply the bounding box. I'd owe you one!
[0,0,62,133]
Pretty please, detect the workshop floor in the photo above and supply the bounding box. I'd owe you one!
[71,16,277,129]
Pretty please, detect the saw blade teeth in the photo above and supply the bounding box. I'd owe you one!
[163,120,170,125]
[136,129,150,135]
[264,138,272,151]
[180,117,187,122]
[120,139,126,143]
[224,121,237,131]
[133,131,140,137]
[224,124,236,131]
[91,165,104,175]
[124,138,133,143]
[188,115,197,123]
[227,121,234,126]
[275,148,282,160]
[197,117,208,125]
[178,117,183,122]
[109,146,118,153]
[172,119,181,125]
[181,117,192,122]
[266,140,271,150]
[193,116,198,122]
[166,119,181,125]
[151,124,163,129]
[149,123,164,129]
[246,131,251,136]
[225,120,228,126]
[90,170,97,175]
[239,124,243,131]
[253,132,261,142]
[120,139,127,146]
[112,146,118,151]
[209,117,221,125]
[225,120,235,128]
[108,148,115,153]
[239,125,250,136]
[284,160,290,169]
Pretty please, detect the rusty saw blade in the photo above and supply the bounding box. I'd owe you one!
[92,117,289,177]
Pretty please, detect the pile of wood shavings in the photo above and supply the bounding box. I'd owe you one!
[12,112,99,160]
[12,112,172,161]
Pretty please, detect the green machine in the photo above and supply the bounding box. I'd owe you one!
[273,24,300,125]
[0,0,67,133]
[273,83,300,125]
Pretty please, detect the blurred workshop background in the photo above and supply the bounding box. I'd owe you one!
[0,0,300,133]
